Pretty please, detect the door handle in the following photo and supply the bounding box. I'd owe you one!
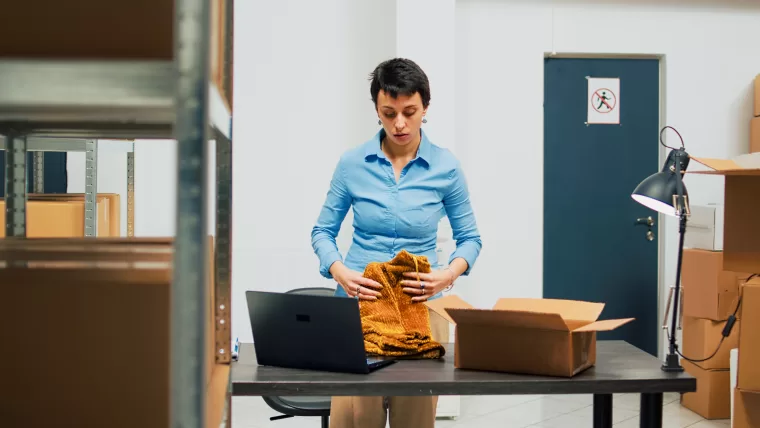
[635,216,655,227]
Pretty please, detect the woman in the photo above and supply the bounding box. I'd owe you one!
[310,58,482,428]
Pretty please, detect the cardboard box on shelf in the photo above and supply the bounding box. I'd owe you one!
[28,193,121,237]
[737,281,760,393]
[752,117,760,153]
[684,205,724,251]
[424,295,634,377]
[1,1,232,108]
[681,360,731,419]
[682,316,740,370]
[689,154,760,273]
[0,199,109,237]
[0,237,226,428]
[681,249,746,321]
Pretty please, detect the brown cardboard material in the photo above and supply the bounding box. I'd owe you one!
[681,360,731,419]
[0,1,232,108]
[0,237,224,427]
[737,281,760,393]
[755,74,760,118]
[682,316,740,370]
[206,364,231,428]
[734,389,760,428]
[690,154,760,273]
[0,199,109,237]
[682,249,745,321]
[752,117,760,153]
[0,265,172,428]
[425,296,634,377]
[29,193,121,237]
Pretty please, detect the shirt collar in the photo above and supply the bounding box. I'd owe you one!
[364,129,431,167]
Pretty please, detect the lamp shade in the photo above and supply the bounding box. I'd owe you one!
[631,171,688,217]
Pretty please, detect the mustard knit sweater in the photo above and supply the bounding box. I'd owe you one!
[359,250,446,359]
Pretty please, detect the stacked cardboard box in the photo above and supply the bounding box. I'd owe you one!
[680,249,744,419]
[734,279,760,428]
[0,237,228,428]
[752,74,760,153]
[687,153,760,426]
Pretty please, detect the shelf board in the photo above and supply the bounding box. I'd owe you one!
[0,137,134,153]
[0,60,231,140]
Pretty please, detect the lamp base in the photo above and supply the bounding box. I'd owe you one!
[661,353,684,372]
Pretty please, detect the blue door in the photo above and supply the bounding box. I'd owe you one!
[544,58,660,356]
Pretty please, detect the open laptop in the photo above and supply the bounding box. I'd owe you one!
[245,290,396,374]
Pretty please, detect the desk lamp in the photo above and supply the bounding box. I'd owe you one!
[631,126,690,373]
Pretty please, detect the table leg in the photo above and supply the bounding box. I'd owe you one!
[593,394,613,428]
[640,393,663,428]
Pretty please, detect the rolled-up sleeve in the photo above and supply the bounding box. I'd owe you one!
[311,157,351,278]
[444,162,482,275]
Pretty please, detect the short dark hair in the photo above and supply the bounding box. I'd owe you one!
[369,58,431,108]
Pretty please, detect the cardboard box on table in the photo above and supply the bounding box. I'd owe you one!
[0,237,228,428]
[425,295,634,377]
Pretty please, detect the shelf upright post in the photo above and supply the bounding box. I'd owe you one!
[33,152,45,193]
[127,150,135,237]
[172,0,211,427]
[84,139,98,237]
[215,128,232,363]
[5,133,28,237]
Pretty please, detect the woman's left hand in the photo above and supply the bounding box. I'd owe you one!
[400,269,454,302]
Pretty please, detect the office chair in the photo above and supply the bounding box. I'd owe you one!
[262,287,335,428]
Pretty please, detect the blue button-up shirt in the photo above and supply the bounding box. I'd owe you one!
[311,129,482,295]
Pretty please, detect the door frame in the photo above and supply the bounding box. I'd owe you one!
[542,52,669,359]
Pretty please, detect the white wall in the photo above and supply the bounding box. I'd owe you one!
[229,0,397,342]
[67,139,216,238]
[455,0,760,356]
[70,0,760,354]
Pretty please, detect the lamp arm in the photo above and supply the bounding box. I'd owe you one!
[663,150,688,372]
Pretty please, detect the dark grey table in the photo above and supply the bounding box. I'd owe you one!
[231,340,696,428]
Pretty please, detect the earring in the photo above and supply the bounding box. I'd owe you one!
[422,117,427,124]
[378,119,382,125]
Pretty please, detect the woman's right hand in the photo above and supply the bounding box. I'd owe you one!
[330,262,383,300]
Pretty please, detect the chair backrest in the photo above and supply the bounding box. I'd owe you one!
[263,286,335,416]
[285,287,335,297]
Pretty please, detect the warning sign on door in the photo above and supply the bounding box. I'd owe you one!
[587,77,620,125]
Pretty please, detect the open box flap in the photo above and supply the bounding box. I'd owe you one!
[446,308,571,331]
[424,294,474,325]
[691,154,760,175]
[572,318,635,332]
[492,298,605,324]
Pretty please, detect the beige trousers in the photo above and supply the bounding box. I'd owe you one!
[329,308,450,428]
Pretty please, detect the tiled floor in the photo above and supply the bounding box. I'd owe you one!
[232,393,730,428]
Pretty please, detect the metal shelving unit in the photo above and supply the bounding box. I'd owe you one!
[0,0,233,426]
[2,137,136,236]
